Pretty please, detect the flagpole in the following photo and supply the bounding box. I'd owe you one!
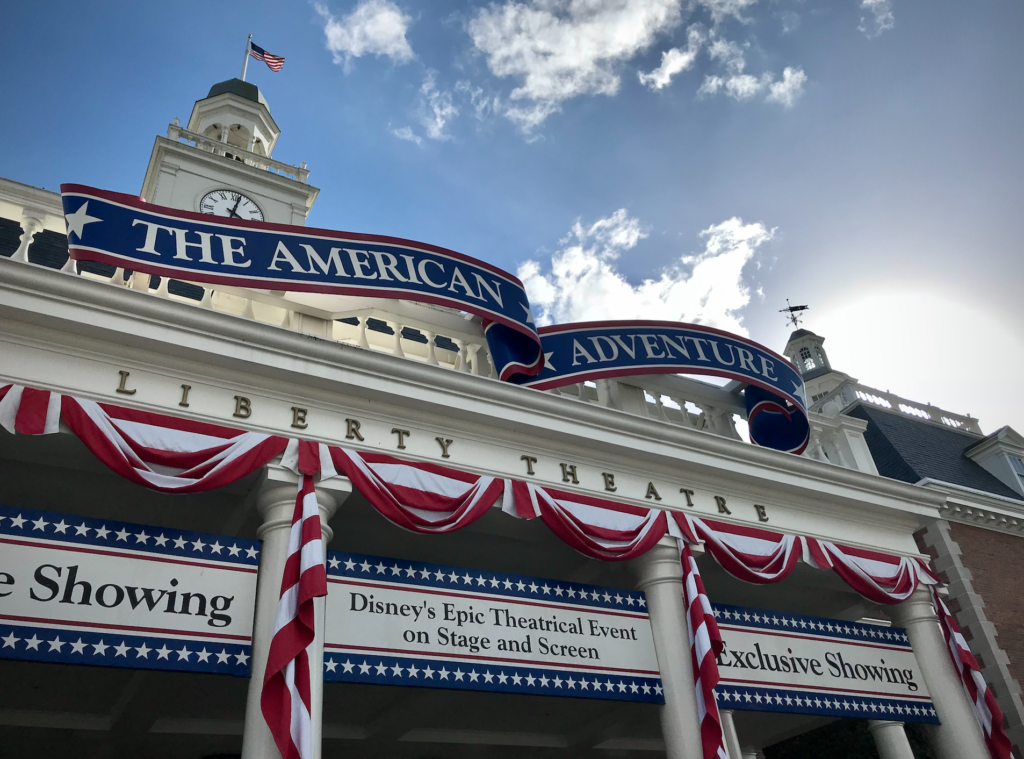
[240,33,252,81]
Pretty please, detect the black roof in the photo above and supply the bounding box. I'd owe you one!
[788,328,818,341]
[205,79,268,108]
[846,403,1021,499]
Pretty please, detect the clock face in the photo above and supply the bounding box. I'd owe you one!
[199,190,264,222]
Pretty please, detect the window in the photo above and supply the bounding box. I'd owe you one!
[799,347,816,372]
[1010,456,1024,480]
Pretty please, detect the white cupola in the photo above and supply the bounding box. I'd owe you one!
[187,79,280,158]
[784,329,832,376]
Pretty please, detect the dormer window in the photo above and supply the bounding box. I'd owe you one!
[799,347,816,372]
[1011,456,1024,486]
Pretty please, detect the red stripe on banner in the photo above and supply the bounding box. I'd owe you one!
[934,589,1012,759]
[682,545,727,759]
[0,385,11,402]
[114,433,235,470]
[14,387,50,435]
[262,472,327,759]
[98,402,247,438]
[354,450,494,483]
[60,397,288,493]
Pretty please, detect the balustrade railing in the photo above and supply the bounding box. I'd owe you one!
[166,124,310,183]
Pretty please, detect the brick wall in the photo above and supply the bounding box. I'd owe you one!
[947,522,1024,691]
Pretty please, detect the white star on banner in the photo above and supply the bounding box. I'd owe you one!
[489,577,499,588]
[94,525,110,539]
[390,565,402,576]
[483,671,494,683]
[434,570,445,581]
[512,673,523,685]
[554,586,563,596]
[528,582,539,593]
[209,541,223,554]
[543,351,556,371]
[65,201,101,240]
[375,662,388,676]
[554,676,563,688]
[70,638,87,654]
[539,675,549,687]
[791,381,807,405]
[115,529,130,542]
[448,571,459,583]
[361,561,373,573]
[32,517,48,531]
[405,567,417,578]
[227,544,240,556]
[566,677,576,689]
[191,539,206,552]
[10,514,26,529]
[359,661,371,675]
[245,547,258,559]
[53,520,69,534]
[654,684,663,696]
[391,664,403,677]
[173,537,187,550]
[567,588,576,598]
[235,651,250,666]
[25,635,42,650]
[468,670,479,682]
[92,640,109,656]
[325,659,338,673]
[177,646,192,661]
[503,579,513,590]
[516,581,526,592]
[156,645,172,660]
[642,683,651,695]
[422,665,434,679]
[47,636,65,652]
[135,643,151,659]
[521,303,535,323]
[216,649,231,664]
[342,659,354,674]
[438,667,450,680]
[462,573,473,585]
[328,557,340,570]
[376,563,387,575]
[476,575,487,586]
[345,559,357,571]
[525,674,536,686]
[196,648,211,663]
[135,531,149,544]
[498,672,508,684]
[454,668,465,681]
[2,632,20,648]
[114,642,130,657]
[408,664,421,678]
[154,534,168,547]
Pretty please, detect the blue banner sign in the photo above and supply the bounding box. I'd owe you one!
[0,504,256,677]
[323,550,664,703]
[60,185,544,382]
[519,321,810,453]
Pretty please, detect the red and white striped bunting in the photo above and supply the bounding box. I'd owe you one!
[934,589,1012,759]
[682,544,728,759]
[261,440,332,759]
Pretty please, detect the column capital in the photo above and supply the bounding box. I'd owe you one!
[887,586,938,628]
[635,536,682,592]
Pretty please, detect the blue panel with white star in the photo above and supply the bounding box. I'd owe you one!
[323,550,664,703]
[0,504,257,677]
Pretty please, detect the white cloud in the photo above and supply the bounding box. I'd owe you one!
[765,66,806,107]
[518,209,773,335]
[390,125,422,144]
[698,35,805,106]
[317,0,414,68]
[859,0,895,37]
[697,0,758,25]
[418,72,458,140]
[467,0,685,131]
[638,25,705,90]
[455,81,502,119]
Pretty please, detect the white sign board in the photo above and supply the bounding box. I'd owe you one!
[714,603,937,723]
[323,551,664,703]
[0,504,257,676]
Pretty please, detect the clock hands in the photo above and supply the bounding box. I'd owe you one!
[228,194,242,219]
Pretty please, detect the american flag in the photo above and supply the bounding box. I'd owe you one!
[250,42,285,72]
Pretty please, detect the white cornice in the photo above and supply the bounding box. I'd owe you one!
[917,478,1024,535]
[0,259,947,528]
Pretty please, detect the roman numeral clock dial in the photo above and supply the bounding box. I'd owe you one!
[199,190,264,222]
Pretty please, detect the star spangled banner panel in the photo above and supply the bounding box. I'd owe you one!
[712,602,938,724]
[518,321,810,453]
[59,184,544,382]
[0,504,256,676]
[323,551,664,703]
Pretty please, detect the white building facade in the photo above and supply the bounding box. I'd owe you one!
[0,80,1017,759]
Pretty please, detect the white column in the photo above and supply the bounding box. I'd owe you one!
[868,720,916,759]
[720,709,743,759]
[888,587,989,759]
[241,465,352,759]
[635,536,704,759]
[11,212,45,263]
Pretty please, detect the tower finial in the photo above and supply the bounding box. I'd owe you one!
[780,299,809,329]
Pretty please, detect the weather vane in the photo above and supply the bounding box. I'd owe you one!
[780,299,809,328]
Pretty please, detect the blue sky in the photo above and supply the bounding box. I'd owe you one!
[3,0,1022,432]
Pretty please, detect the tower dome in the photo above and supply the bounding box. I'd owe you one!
[186,78,280,157]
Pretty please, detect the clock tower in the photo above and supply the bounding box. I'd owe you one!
[140,79,319,226]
